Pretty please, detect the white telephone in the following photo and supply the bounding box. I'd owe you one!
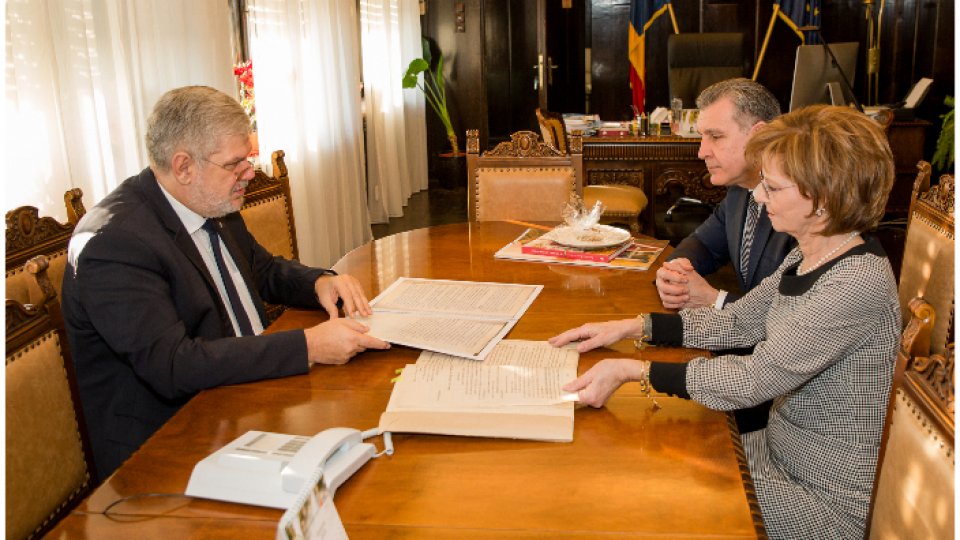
[185,428,389,509]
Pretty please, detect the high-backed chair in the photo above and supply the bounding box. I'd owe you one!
[5,206,75,306]
[898,173,954,356]
[240,150,299,322]
[532,113,647,234]
[6,260,95,539]
[466,129,583,222]
[667,32,746,106]
[535,108,568,155]
[867,297,954,539]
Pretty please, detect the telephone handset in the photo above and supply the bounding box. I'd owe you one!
[186,428,387,509]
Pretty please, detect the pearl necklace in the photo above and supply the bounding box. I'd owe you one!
[797,231,860,276]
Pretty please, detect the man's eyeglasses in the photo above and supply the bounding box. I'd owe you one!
[758,170,797,198]
[203,156,254,176]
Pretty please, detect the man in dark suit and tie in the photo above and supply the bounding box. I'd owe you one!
[61,86,390,479]
[656,78,795,310]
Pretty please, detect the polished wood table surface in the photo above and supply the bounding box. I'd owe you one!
[49,222,764,539]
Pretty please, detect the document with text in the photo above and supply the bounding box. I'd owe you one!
[360,278,543,360]
[378,340,578,442]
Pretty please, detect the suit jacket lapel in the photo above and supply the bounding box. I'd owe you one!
[727,187,750,290]
[135,169,218,292]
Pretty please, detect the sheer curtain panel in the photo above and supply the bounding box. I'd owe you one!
[360,0,429,224]
[5,0,234,221]
[247,0,372,267]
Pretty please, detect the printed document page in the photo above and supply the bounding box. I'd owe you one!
[361,278,543,360]
[379,340,578,441]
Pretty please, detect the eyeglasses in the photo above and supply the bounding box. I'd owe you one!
[203,156,254,176]
[758,170,797,198]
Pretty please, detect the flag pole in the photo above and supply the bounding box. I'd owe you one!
[667,3,679,34]
[752,4,780,80]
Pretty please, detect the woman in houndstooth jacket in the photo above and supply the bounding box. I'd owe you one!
[550,105,900,539]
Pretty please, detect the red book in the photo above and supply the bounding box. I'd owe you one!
[520,236,631,263]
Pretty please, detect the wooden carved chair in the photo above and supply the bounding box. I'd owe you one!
[466,129,583,222]
[240,150,299,322]
[6,260,95,539]
[64,188,86,225]
[867,297,954,539]
[534,110,647,234]
[898,173,954,356]
[5,205,76,306]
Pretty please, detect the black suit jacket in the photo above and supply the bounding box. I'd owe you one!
[62,168,328,479]
[668,186,795,303]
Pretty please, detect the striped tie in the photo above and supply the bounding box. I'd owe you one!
[202,220,255,336]
[740,194,760,283]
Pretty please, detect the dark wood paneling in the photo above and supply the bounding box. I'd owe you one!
[546,0,587,113]
[589,0,632,119]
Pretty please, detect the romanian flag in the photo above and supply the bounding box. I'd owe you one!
[628,1,678,113]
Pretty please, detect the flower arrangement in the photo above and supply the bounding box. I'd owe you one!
[233,60,256,131]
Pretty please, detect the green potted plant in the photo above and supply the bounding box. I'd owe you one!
[932,95,954,173]
[403,39,459,155]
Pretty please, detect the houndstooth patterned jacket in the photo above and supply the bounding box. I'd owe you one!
[651,238,900,539]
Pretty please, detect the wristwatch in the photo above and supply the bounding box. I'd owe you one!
[714,289,728,310]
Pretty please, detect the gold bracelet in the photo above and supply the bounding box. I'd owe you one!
[633,313,653,350]
[637,360,662,410]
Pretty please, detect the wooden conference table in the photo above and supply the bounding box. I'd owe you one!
[49,221,765,539]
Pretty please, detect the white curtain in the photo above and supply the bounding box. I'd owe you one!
[247,0,372,268]
[5,0,234,222]
[360,0,428,224]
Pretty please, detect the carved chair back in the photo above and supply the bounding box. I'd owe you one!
[239,150,299,322]
[5,206,75,306]
[899,173,954,356]
[535,108,569,155]
[64,188,86,225]
[867,297,954,539]
[6,272,95,539]
[466,129,583,223]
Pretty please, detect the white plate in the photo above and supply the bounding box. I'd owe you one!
[547,225,631,249]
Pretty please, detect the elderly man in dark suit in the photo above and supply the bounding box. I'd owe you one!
[62,86,389,479]
[656,78,795,310]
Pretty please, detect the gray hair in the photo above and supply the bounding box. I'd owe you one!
[145,86,250,171]
[696,78,781,132]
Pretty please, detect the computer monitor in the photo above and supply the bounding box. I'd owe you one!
[789,43,859,111]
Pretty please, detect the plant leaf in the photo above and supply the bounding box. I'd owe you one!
[402,58,430,88]
[421,37,432,65]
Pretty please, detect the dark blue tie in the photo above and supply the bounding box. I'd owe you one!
[740,194,760,283]
[202,220,255,336]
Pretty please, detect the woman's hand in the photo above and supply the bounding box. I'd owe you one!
[562,359,646,408]
[548,318,643,353]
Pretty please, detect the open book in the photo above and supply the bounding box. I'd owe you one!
[359,278,542,361]
[378,340,578,442]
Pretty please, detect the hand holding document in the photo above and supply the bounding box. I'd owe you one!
[379,340,579,442]
[359,278,542,360]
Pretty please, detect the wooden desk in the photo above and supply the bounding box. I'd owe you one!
[48,222,765,539]
[583,135,720,237]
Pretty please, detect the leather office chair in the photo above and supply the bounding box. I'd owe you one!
[866,297,954,539]
[466,129,583,222]
[898,172,954,356]
[5,205,76,306]
[6,259,95,539]
[240,150,299,323]
[533,110,647,234]
[667,32,746,106]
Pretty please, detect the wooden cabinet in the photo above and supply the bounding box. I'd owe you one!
[885,120,931,217]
